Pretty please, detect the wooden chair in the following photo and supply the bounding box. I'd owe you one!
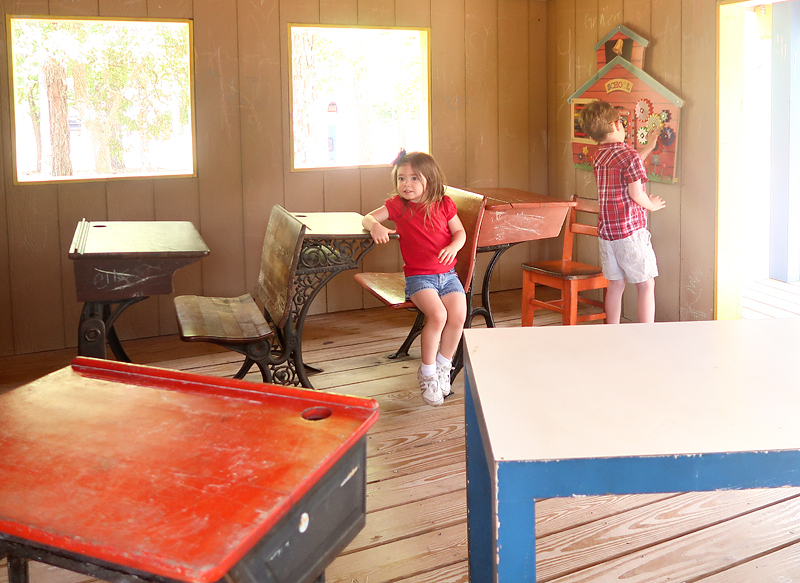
[521,194,608,326]
[354,187,486,379]
[173,205,306,383]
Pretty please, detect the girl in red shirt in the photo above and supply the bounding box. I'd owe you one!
[362,152,467,406]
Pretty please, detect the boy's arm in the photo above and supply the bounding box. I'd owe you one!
[438,214,466,264]
[628,180,666,212]
[362,206,395,244]
[637,126,660,162]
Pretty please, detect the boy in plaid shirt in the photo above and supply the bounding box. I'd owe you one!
[578,99,666,324]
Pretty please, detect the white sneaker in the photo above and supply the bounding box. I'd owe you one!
[418,368,443,406]
[436,361,453,397]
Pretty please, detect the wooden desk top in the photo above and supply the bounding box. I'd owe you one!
[463,320,800,464]
[0,358,379,582]
[471,187,576,210]
[292,212,372,238]
[69,220,209,259]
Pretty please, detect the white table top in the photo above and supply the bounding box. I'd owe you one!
[463,320,800,464]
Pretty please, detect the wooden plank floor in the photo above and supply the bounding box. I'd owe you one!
[743,278,800,319]
[3,289,800,582]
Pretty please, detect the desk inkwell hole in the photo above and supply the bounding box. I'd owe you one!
[302,406,332,421]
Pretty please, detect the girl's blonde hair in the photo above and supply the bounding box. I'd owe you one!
[390,151,447,225]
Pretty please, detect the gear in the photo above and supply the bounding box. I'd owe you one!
[660,126,676,147]
[635,99,652,121]
[646,114,664,135]
[659,109,672,123]
[637,127,649,145]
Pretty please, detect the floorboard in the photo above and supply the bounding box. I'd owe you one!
[3,289,800,583]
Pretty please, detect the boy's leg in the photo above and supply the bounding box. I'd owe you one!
[605,279,626,324]
[635,278,656,323]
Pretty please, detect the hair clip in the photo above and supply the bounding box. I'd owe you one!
[391,149,407,166]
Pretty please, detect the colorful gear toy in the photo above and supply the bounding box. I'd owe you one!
[659,109,672,123]
[660,126,676,147]
[646,114,664,135]
[637,127,649,145]
[635,99,652,121]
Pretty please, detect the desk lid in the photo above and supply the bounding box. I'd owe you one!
[69,219,210,259]
[0,358,379,582]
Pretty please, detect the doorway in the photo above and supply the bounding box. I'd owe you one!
[717,0,800,319]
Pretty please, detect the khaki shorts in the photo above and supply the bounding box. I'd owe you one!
[598,229,658,284]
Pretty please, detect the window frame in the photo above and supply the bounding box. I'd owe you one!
[7,14,196,185]
[287,22,432,172]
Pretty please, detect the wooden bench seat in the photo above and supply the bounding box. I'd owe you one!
[174,205,306,384]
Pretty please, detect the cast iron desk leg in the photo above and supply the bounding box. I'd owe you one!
[7,556,28,583]
[469,243,513,329]
[77,298,147,361]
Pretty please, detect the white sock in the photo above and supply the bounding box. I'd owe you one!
[436,353,452,367]
[420,362,436,377]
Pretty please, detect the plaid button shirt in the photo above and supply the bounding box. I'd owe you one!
[593,142,649,241]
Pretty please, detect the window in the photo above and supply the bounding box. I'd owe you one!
[289,24,430,170]
[9,16,194,183]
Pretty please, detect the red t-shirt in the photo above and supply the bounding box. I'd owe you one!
[385,195,458,277]
[592,142,649,241]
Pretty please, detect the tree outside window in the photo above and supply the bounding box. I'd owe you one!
[289,24,430,170]
[9,16,194,183]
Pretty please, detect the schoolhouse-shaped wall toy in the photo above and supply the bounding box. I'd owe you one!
[568,25,685,183]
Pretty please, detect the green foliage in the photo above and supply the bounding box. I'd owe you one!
[10,17,192,177]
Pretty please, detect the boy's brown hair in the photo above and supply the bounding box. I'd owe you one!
[578,100,619,143]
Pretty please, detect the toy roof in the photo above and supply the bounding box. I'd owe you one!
[568,55,685,108]
[593,24,649,52]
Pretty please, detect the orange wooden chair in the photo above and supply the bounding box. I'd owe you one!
[521,194,608,326]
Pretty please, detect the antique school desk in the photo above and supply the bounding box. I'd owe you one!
[69,219,209,361]
[0,357,379,583]
[463,320,800,582]
[469,188,574,326]
[288,212,391,387]
[390,189,574,365]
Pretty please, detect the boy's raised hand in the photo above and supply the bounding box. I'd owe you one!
[649,194,666,211]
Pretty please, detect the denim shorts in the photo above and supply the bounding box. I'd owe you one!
[405,269,465,300]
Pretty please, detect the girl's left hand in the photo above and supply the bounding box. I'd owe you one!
[438,245,458,264]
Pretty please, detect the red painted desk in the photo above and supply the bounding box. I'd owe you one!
[0,358,379,583]
[470,188,574,327]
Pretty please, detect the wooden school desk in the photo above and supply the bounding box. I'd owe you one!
[0,357,379,583]
[288,212,392,387]
[69,219,209,361]
[463,320,800,582]
[469,188,574,327]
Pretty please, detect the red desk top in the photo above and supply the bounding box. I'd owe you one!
[469,188,576,247]
[0,359,379,582]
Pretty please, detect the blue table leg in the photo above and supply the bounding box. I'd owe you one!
[465,375,495,582]
[497,463,537,582]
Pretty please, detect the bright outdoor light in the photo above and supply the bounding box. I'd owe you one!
[289,24,430,170]
[8,16,194,183]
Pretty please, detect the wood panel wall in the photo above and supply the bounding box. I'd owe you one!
[0,0,549,355]
[547,0,717,322]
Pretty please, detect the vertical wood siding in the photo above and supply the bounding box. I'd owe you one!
[0,0,550,355]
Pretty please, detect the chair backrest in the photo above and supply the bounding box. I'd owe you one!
[256,205,307,329]
[444,186,487,291]
[562,194,600,262]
